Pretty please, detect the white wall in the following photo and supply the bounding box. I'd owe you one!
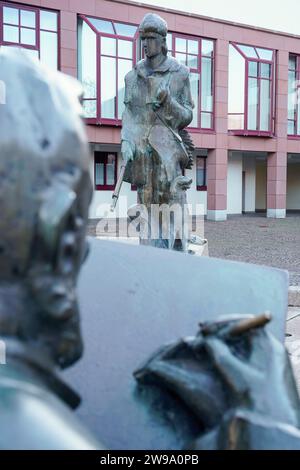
[227,153,243,214]
[243,158,256,212]
[287,162,300,209]
[186,161,207,216]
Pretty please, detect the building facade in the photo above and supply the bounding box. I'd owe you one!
[1,0,300,220]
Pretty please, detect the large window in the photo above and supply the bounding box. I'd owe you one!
[78,15,214,130]
[138,32,215,130]
[288,54,300,136]
[78,15,137,124]
[228,43,275,136]
[0,1,59,70]
[167,34,214,130]
[94,152,117,190]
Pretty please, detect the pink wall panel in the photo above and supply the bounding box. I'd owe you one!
[69,0,96,15]
[60,11,77,31]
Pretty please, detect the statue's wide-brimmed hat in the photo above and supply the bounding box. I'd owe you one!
[139,13,167,37]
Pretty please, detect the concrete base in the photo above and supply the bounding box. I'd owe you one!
[97,236,209,256]
[207,209,227,221]
[267,209,286,218]
[289,286,300,307]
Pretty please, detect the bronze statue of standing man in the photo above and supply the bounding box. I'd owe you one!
[121,13,194,251]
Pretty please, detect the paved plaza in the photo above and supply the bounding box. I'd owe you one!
[205,213,300,286]
[88,213,300,286]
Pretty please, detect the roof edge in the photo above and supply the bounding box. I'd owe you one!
[110,0,300,40]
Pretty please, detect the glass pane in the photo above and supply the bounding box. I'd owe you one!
[248,61,258,77]
[201,57,213,112]
[289,55,297,70]
[188,40,198,54]
[297,99,300,135]
[256,47,273,61]
[40,10,57,31]
[202,40,214,56]
[3,25,19,43]
[288,70,297,120]
[40,31,58,70]
[196,158,206,186]
[288,120,295,135]
[190,72,199,127]
[238,44,258,58]
[114,22,137,37]
[83,100,97,118]
[259,79,270,131]
[247,77,258,130]
[175,37,186,53]
[187,54,198,69]
[118,40,132,59]
[260,63,271,79]
[21,28,35,46]
[88,17,114,34]
[78,20,97,99]
[101,56,116,119]
[118,58,132,119]
[20,10,35,28]
[201,112,211,128]
[3,7,18,25]
[228,44,245,116]
[106,154,116,185]
[166,33,172,51]
[101,37,116,56]
[175,52,186,66]
[95,163,104,185]
[197,170,205,187]
[228,114,244,129]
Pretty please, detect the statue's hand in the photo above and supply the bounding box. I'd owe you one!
[121,140,134,163]
[152,83,170,111]
[201,315,300,427]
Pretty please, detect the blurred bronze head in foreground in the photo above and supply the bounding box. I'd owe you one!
[0,48,92,370]
[0,48,102,450]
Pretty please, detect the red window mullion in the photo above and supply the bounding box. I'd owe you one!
[257,64,261,132]
[115,41,118,121]
[296,56,300,134]
[244,59,249,130]
[36,7,40,55]
[18,7,20,44]
[198,38,202,129]
[0,6,2,44]
[97,34,101,122]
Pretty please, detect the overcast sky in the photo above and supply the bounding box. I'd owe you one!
[129,0,299,36]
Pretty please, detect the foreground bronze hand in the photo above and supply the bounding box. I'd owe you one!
[134,313,300,449]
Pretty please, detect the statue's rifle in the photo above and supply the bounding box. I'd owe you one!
[110,163,126,212]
